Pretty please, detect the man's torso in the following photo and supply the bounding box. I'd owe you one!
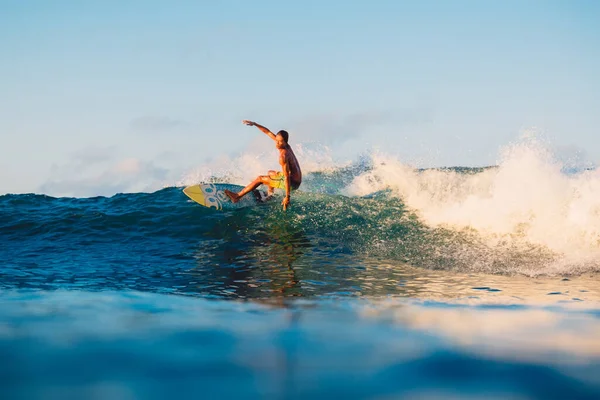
[279,146,302,187]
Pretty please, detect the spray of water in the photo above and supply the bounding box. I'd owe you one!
[343,136,600,274]
[176,142,341,187]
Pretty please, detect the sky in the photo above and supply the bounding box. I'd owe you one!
[1,0,599,196]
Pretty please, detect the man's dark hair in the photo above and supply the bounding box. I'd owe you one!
[277,130,289,143]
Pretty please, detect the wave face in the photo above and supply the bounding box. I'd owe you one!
[1,139,599,295]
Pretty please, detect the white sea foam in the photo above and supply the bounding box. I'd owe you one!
[343,136,600,273]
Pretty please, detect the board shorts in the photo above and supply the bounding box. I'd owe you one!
[268,172,300,190]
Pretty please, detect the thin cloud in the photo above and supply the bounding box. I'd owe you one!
[40,158,171,197]
[288,108,433,144]
[70,145,118,166]
[130,116,189,133]
[48,146,118,176]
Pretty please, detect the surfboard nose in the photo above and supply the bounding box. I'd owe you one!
[183,185,206,206]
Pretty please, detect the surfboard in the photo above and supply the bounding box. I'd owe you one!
[183,183,269,210]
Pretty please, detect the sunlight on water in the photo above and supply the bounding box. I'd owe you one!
[0,290,599,399]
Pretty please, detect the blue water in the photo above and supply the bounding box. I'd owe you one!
[1,170,600,399]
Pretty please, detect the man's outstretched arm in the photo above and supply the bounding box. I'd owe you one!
[242,120,276,141]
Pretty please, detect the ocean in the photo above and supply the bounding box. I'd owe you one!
[1,141,599,399]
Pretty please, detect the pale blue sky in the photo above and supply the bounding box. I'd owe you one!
[1,0,599,195]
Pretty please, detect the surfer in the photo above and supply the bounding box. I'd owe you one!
[224,120,302,211]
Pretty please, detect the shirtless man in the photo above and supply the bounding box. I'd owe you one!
[224,120,302,211]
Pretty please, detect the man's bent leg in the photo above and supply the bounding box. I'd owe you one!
[225,175,270,203]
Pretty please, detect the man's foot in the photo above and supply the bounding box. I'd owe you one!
[224,189,240,203]
[264,194,274,202]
